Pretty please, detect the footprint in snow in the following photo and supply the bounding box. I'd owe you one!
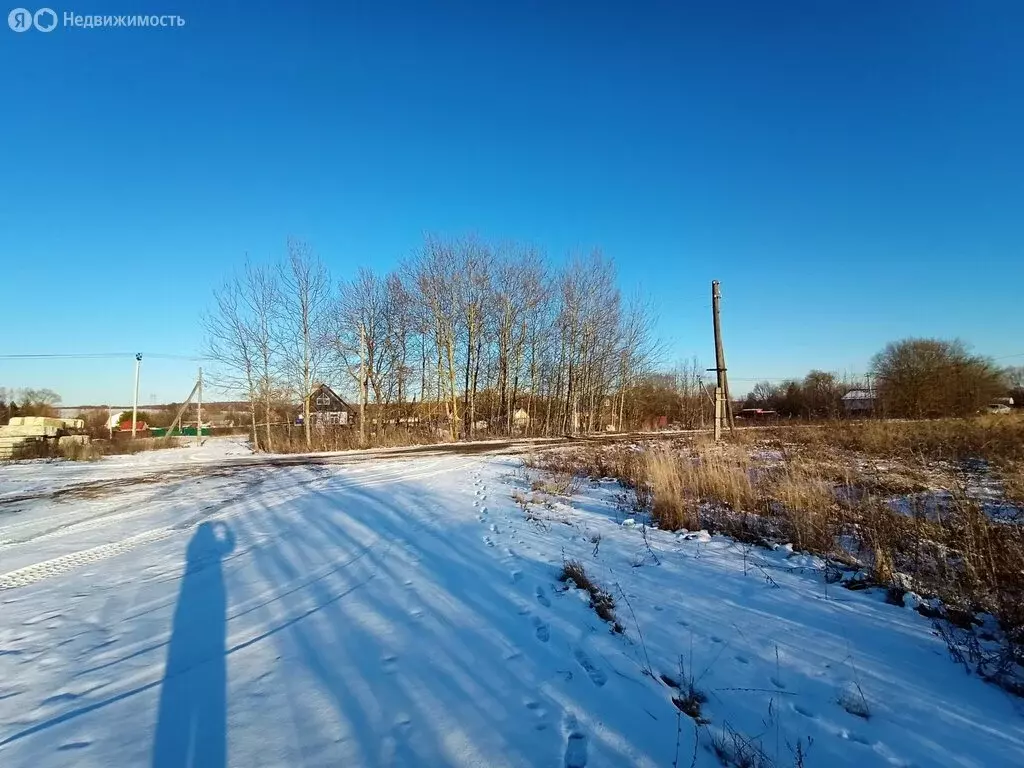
[564,714,589,768]
[792,703,815,719]
[533,616,550,642]
[483,536,495,547]
[735,655,749,665]
[510,570,523,583]
[573,648,607,687]
[535,586,551,607]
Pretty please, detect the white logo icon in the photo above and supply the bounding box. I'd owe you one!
[8,7,32,31]
[7,7,57,31]
[33,7,56,31]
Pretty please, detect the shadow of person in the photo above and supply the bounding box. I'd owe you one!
[152,521,235,768]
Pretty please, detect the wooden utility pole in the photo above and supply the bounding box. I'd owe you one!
[164,377,200,439]
[359,322,367,444]
[714,386,724,441]
[711,280,735,435]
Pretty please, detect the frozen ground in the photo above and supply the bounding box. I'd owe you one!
[1,449,1022,767]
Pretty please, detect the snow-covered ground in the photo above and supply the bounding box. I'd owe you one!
[1,450,1022,767]
[0,436,254,503]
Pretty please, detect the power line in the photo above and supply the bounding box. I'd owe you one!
[0,352,213,361]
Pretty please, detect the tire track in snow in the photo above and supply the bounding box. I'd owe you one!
[0,528,177,590]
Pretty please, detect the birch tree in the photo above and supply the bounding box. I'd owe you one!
[278,238,331,448]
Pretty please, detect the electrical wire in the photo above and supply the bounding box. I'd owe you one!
[0,352,213,361]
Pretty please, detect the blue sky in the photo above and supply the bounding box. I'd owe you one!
[2,1,1022,405]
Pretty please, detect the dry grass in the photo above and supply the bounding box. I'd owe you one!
[530,425,1024,686]
[559,559,623,633]
[530,471,580,497]
[765,414,1024,464]
[1001,461,1024,506]
[262,425,444,453]
[13,437,182,461]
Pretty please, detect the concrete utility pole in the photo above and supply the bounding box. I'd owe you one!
[131,353,142,439]
[711,281,735,436]
[196,367,203,446]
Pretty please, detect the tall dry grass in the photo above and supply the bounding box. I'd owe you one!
[529,433,1024,658]
[764,414,1024,464]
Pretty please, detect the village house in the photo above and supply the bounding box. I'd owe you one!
[841,388,876,416]
[308,383,356,427]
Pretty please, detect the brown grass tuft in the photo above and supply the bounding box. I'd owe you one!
[559,559,623,632]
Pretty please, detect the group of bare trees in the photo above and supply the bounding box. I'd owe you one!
[0,387,62,422]
[205,235,661,450]
[743,338,1015,420]
[870,338,1008,418]
[744,371,855,419]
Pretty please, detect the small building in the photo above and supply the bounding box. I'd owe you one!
[512,408,530,431]
[841,389,876,415]
[308,383,356,427]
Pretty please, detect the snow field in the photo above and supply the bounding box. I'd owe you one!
[0,451,1022,766]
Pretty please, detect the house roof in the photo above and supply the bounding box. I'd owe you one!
[842,389,876,401]
[310,383,353,409]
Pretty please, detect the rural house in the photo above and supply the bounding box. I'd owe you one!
[308,383,356,427]
[841,389,876,415]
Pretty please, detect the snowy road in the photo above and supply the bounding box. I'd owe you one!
[2,448,1023,767]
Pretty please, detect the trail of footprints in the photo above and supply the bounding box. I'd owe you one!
[469,467,599,766]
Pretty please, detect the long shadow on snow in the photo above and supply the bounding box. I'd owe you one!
[151,521,235,768]
[242,479,662,766]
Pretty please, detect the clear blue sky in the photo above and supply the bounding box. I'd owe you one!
[2,1,1022,405]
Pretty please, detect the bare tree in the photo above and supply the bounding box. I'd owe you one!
[331,267,399,444]
[278,238,332,448]
[457,238,491,438]
[204,274,260,446]
[408,237,463,439]
[242,261,281,450]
